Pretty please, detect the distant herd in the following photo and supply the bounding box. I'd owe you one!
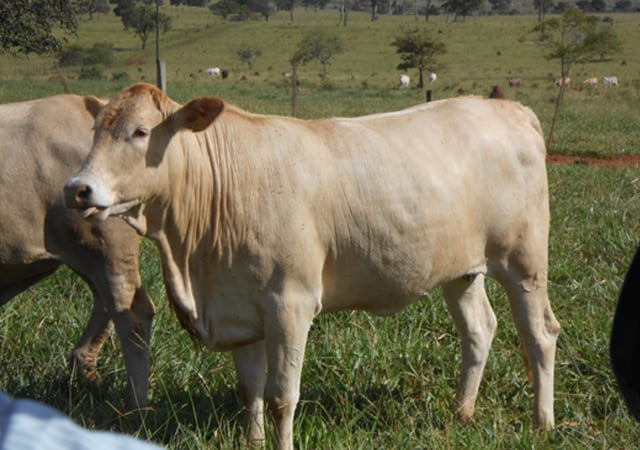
[397,72,621,97]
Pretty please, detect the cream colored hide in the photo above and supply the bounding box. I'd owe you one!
[65,83,560,449]
[0,94,155,408]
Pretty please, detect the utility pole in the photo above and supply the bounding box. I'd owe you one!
[156,0,166,92]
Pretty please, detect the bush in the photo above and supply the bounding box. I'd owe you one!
[78,65,104,80]
[83,43,114,66]
[111,71,131,81]
[57,44,84,67]
[57,43,114,67]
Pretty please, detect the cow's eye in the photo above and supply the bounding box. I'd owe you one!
[132,128,149,138]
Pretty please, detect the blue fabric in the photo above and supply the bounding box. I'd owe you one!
[0,392,163,450]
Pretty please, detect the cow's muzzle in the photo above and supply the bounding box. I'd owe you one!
[64,180,108,220]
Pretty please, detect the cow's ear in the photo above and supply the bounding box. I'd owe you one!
[84,95,108,119]
[173,97,225,132]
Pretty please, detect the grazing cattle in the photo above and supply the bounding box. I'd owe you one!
[603,76,619,87]
[489,85,505,99]
[221,69,229,79]
[611,246,640,422]
[554,76,570,87]
[507,77,522,87]
[399,74,410,88]
[583,77,598,86]
[429,72,437,83]
[65,83,559,449]
[203,67,221,77]
[0,95,155,409]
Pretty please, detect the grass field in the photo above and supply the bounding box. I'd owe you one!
[1,7,640,449]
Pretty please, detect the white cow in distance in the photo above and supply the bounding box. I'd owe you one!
[429,72,437,83]
[603,76,619,87]
[203,67,221,77]
[66,83,560,450]
[507,77,522,87]
[399,74,410,88]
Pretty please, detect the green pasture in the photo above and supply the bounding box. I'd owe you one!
[1,7,640,449]
[0,8,638,155]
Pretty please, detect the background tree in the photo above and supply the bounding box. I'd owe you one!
[110,0,171,49]
[289,39,315,117]
[301,0,330,11]
[583,24,622,61]
[170,0,210,4]
[0,0,78,55]
[391,28,446,88]
[110,0,171,50]
[532,8,598,150]
[371,0,380,20]
[252,0,276,20]
[79,0,111,19]
[296,29,344,79]
[421,0,439,21]
[613,0,634,11]
[210,0,250,20]
[236,43,263,71]
[210,0,274,20]
[441,0,484,22]
[489,0,512,14]
[533,0,553,22]
[124,5,171,50]
[339,0,352,26]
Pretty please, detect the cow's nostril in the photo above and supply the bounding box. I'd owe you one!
[75,185,92,202]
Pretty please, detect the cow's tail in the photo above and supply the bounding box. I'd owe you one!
[611,245,640,421]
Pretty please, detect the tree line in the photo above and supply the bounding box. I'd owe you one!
[2,0,637,57]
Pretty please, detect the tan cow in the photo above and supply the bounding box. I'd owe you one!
[554,76,571,87]
[65,83,560,449]
[0,94,155,408]
[583,77,598,86]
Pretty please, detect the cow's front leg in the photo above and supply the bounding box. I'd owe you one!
[264,296,315,450]
[442,274,497,422]
[232,340,267,445]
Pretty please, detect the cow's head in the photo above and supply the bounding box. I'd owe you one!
[64,82,224,232]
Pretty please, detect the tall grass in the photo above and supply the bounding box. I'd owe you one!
[1,7,639,449]
[1,166,639,448]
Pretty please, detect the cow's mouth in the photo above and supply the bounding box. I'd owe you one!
[81,205,108,220]
[80,199,141,222]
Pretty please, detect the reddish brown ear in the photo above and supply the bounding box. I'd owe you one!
[84,95,108,119]
[174,97,225,132]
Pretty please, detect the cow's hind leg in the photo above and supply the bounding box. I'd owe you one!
[71,295,113,384]
[110,286,155,409]
[499,268,560,429]
[442,274,497,422]
[233,340,267,445]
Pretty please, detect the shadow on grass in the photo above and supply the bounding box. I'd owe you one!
[4,365,453,446]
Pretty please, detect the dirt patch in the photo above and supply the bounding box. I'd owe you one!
[547,154,640,168]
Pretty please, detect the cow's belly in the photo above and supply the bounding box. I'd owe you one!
[318,235,488,315]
